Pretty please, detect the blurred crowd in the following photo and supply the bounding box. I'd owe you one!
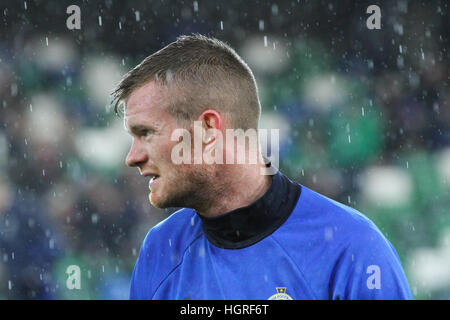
[0,0,448,299]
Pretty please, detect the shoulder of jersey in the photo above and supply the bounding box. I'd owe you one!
[288,185,385,242]
[142,208,203,252]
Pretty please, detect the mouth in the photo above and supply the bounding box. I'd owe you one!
[148,174,160,190]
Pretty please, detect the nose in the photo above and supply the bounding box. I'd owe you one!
[126,139,148,168]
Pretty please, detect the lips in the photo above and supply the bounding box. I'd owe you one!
[142,172,160,190]
[148,175,160,190]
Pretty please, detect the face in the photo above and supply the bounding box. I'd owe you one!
[124,81,207,209]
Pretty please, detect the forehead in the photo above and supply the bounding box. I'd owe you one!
[123,81,177,131]
[124,81,168,117]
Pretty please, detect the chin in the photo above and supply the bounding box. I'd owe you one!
[148,192,167,209]
[148,189,178,209]
[148,186,193,209]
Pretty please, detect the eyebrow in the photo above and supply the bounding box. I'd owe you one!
[125,123,158,136]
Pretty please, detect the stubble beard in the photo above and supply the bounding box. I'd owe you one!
[149,164,217,211]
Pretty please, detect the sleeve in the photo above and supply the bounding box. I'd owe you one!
[329,224,413,300]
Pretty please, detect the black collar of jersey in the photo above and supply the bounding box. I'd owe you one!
[198,166,301,249]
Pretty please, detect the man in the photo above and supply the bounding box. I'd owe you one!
[112,34,412,300]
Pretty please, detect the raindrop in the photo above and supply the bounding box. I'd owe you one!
[98,16,102,26]
[259,20,264,31]
[119,21,122,29]
[361,107,365,116]
[397,55,404,68]
[398,1,408,13]
[8,280,12,290]
[271,4,278,15]
[169,238,172,246]
[394,23,403,35]
[193,1,198,12]
[11,83,18,96]
[220,21,223,30]
[24,1,27,10]
[45,37,48,46]
[264,35,268,47]
[433,103,439,113]
[325,227,333,240]
[29,104,32,112]
[135,11,140,22]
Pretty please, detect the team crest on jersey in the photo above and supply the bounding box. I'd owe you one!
[268,287,293,300]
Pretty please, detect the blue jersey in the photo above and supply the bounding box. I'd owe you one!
[130,171,412,300]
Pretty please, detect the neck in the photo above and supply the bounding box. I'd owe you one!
[195,161,272,218]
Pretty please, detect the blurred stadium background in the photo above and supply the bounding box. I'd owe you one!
[0,0,448,299]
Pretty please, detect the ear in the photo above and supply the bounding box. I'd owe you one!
[199,109,223,130]
[198,109,223,144]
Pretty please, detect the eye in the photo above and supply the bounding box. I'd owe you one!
[141,130,151,137]
[140,129,156,138]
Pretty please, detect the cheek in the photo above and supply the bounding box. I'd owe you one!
[156,139,180,167]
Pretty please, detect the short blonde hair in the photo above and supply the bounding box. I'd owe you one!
[111,34,261,130]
